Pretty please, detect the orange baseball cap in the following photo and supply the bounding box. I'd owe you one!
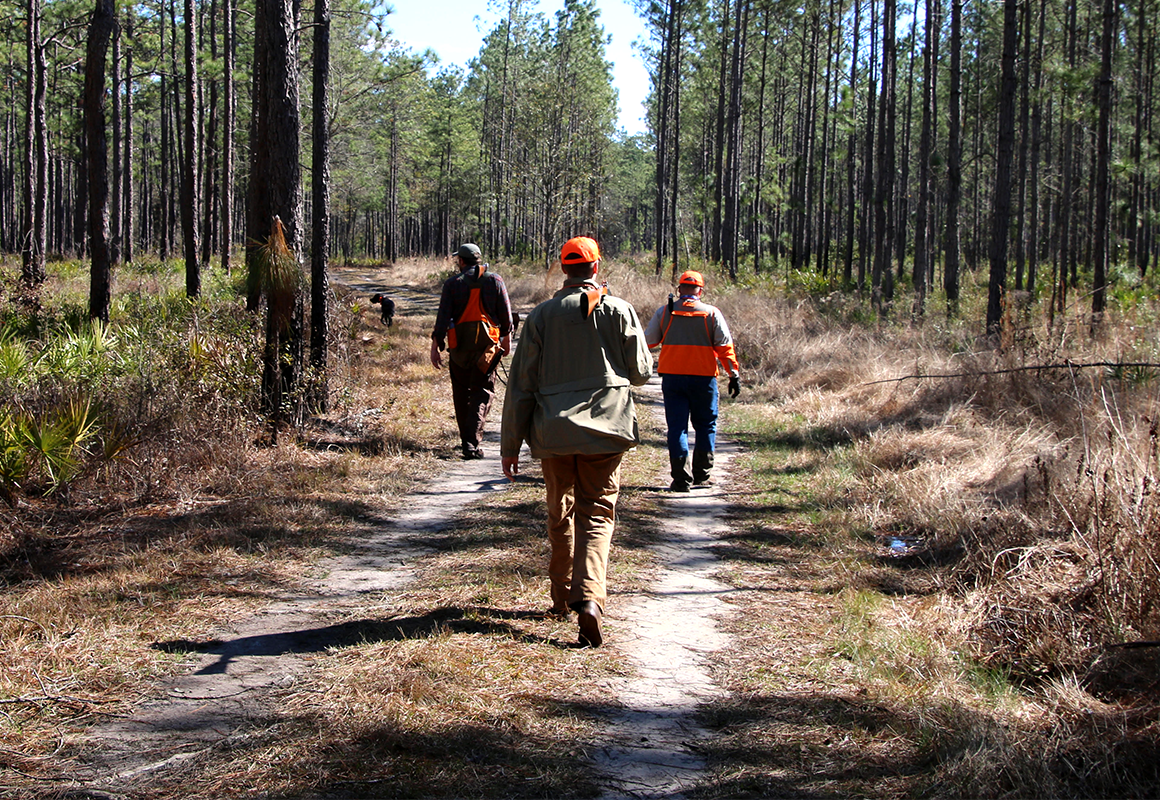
[678,270,705,287]
[561,236,601,264]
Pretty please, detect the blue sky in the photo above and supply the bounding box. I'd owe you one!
[382,0,652,136]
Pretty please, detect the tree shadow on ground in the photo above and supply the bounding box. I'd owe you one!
[689,690,1160,800]
[0,494,390,586]
[101,705,607,799]
[151,605,586,673]
[686,692,935,799]
[410,499,547,551]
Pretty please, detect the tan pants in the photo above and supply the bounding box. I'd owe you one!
[541,452,623,612]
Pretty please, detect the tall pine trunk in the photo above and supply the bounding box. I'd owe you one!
[1027,0,1046,294]
[843,0,860,287]
[987,0,1019,341]
[259,0,304,428]
[221,0,234,274]
[858,0,878,294]
[182,0,201,296]
[123,18,133,265]
[944,0,962,315]
[22,0,47,288]
[110,19,121,265]
[913,0,935,320]
[871,0,896,312]
[85,0,115,323]
[1091,0,1116,319]
[310,0,331,412]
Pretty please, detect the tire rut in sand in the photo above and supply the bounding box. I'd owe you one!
[591,380,738,799]
[71,449,509,792]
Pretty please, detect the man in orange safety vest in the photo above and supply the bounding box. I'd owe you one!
[431,243,514,459]
[644,270,740,491]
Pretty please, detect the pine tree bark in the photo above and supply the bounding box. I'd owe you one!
[753,0,771,275]
[310,0,331,412]
[123,18,133,265]
[710,0,730,264]
[721,0,748,280]
[182,0,201,296]
[259,0,304,426]
[987,0,1019,341]
[944,0,962,315]
[843,0,860,287]
[1026,0,1046,294]
[221,0,234,274]
[110,18,121,265]
[85,0,115,324]
[653,0,678,275]
[871,0,896,312]
[1091,0,1116,319]
[913,0,935,320]
[159,5,171,259]
[22,0,47,288]
[858,0,878,294]
[246,0,269,311]
[202,0,218,269]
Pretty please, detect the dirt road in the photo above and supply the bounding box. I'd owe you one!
[64,270,748,799]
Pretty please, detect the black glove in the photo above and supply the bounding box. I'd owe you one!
[728,376,740,398]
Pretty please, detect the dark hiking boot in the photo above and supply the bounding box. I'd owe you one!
[669,455,692,492]
[574,600,603,647]
[692,449,714,485]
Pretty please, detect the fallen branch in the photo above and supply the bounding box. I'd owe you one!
[863,361,1160,386]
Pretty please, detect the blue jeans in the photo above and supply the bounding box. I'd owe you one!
[661,374,718,458]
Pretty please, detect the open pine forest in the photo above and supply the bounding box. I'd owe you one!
[1,0,1159,797]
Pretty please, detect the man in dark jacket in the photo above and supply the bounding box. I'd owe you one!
[431,243,514,459]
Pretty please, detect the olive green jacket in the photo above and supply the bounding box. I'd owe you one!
[501,278,653,459]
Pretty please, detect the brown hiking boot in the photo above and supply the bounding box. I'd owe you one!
[574,601,603,647]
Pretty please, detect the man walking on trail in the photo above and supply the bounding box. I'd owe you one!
[500,236,653,648]
[644,269,741,492]
[431,243,515,460]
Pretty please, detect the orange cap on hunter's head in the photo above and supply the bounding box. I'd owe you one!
[678,270,705,288]
[561,236,601,264]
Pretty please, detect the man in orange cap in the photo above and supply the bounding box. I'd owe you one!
[644,269,740,491]
[500,236,653,647]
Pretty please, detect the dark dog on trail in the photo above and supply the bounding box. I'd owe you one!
[511,311,520,337]
[370,294,395,326]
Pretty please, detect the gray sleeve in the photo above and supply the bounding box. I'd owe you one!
[643,305,666,348]
[623,306,654,387]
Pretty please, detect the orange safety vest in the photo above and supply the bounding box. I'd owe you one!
[656,297,734,377]
[447,265,501,353]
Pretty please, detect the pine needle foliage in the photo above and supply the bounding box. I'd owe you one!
[257,216,303,335]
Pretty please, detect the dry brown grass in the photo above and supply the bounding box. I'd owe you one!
[0,258,477,788]
[5,253,1159,797]
[1,256,678,797]
[688,270,1160,797]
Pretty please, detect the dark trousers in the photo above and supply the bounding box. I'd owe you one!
[449,359,496,451]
